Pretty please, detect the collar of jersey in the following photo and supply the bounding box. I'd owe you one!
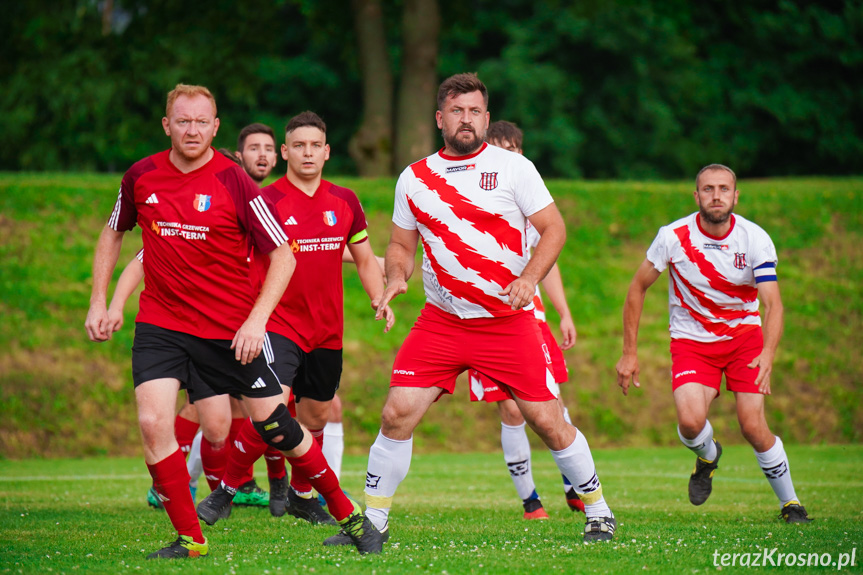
[696,212,736,240]
[437,142,487,161]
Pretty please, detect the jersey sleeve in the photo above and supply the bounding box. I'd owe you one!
[220,165,288,255]
[392,169,418,231]
[108,171,140,232]
[135,248,144,263]
[331,186,370,244]
[511,156,554,217]
[645,226,672,272]
[749,225,778,283]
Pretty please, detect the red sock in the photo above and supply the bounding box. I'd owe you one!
[290,428,323,494]
[147,449,203,543]
[223,418,268,490]
[229,418,255,486]
[174,415,200,457]
[200,437,228,492]
[264,446,287,480]
[287,438,353,521]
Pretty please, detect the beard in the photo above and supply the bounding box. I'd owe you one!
[699,203,734,225]
[442,125,484,156]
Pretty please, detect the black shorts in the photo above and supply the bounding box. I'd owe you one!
[184,364,241,404]
[264,332,342,402]
[132,323,282,400]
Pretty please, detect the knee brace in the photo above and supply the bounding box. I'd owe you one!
[253,403,304,452]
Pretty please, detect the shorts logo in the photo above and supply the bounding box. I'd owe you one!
[393,369,415,376]
[675,369,696,379]
[541,343,551,365]
[479,172,498,190]
[734,252,747,269]
[365,472,381,489]
[323,210,337,226]
[445,163,476,173]
[193,194,211,212]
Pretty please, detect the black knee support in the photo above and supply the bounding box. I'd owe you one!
[253,403,304,451]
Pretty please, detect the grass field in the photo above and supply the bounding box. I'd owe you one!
[2,445,861,574]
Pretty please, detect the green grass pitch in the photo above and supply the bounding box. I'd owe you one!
[2,445,861,574]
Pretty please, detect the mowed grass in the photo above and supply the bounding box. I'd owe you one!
[1,445,861,574]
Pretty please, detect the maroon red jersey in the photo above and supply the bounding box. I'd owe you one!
[255,177,369,351]
[109,149,288,339]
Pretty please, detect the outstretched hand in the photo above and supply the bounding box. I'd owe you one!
[374,279,407,327]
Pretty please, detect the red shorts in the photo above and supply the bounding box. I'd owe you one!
[391,304,558,402]
[670,327,763,394]
[469,320,568,403]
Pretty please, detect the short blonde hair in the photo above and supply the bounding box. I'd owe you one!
[696,163,736,189]
[165,84,217,117]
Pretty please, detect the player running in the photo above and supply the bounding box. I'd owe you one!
[86,85,381,558]
[615,163,811,524]
[336,73,616,548]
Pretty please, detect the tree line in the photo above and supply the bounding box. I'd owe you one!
[1,0,860,179]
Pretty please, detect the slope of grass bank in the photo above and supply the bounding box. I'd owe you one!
[0,173,860,457]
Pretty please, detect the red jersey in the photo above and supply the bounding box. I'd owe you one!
[109,149,288,339]
[255,177,369,351]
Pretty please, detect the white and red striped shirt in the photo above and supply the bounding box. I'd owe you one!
[393,143,553,319]
[646,212,778,343]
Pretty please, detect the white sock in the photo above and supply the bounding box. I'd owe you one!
[364,431,413,531]
[322,422,344,480]
[755,436,799,506]
[550,429,611,518]
[678,420,718,461]
[560,408,573,490]
[501,422,537,501]
[187,430,203,487]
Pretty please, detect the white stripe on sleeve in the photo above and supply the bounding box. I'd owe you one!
[108,187,123,230]
[250,196,288,246]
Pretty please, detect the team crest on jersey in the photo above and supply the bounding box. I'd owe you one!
[734,253,747,269]
[193,194,211,212]
[322,210,337,226]
[479,172,498,190]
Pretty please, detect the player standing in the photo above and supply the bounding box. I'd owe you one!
[330,74,615,547]
[196,111,392,527]
[86,85,381,558]
[468,120,584,520]
[615,164,811,523]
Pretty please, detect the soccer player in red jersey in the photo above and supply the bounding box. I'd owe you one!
[616,164,811,524]
[86,85,382,558]
[467,120,584,520]
[198,110,392,530]
[354,74,616,546]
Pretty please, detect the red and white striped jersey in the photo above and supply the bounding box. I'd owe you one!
[393,143,553,318]
[646,212,778,343]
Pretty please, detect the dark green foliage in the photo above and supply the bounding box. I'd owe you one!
[0,1,860,178]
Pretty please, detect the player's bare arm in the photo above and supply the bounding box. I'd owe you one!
[502,203,566,310]
[748,280,784,395]
[374,224,419,319]
[85,225,125,342]
[541,262,576,349]
[616,259,662,395]
[233,242,295,365]
[349,240,395,332]
[106,255,144,335]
